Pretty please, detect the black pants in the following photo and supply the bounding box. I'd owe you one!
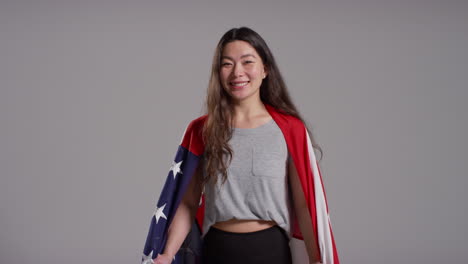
[202,225,293,264]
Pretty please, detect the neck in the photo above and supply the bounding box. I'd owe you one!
[231,97,266,122]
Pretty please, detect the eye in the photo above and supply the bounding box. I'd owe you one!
[244,60,254,64]
[221,62,232,66]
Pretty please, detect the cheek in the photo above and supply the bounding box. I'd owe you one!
[219,70,229,82]
[249,67,263,78]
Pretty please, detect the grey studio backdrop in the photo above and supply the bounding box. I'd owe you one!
[1,1,467,264]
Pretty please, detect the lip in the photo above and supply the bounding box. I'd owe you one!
[229,81,249,89]
[230,80,249,84]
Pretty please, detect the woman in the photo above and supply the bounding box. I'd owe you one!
[144,27,339,264]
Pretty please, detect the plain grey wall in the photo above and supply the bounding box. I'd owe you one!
[1,0,467,263]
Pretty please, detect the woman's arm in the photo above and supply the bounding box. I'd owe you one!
[160,159,204,259]
[288,156,322,264]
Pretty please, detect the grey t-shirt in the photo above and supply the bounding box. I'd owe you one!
[202,118,293,240]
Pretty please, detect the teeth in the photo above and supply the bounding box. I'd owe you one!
[231,82,248,86]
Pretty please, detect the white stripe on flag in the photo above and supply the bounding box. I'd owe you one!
[305,127,334,264]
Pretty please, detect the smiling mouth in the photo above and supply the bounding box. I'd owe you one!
[229,81,249,88]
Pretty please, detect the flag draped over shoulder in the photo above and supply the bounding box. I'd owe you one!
[141,115,206,264]
[141,103,340,264]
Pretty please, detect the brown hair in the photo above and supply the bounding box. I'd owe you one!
[200,26,323,188]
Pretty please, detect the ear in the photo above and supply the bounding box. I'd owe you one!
[263,66,268,79]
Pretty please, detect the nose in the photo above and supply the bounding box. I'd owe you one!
[232,63,244,77]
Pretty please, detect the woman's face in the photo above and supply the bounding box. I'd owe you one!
[219,40,268,102]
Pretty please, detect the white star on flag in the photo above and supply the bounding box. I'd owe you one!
[142,251,176,264]
[170,160,183,179]
[142,251,154,264]
[153,203,167,224]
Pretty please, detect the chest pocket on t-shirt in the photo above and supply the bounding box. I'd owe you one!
[251,145,287,179]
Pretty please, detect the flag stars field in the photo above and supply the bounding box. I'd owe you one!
[141,250,176,264]
[170,160,183,179]
[153,203,167,224]
[142,250,154,264]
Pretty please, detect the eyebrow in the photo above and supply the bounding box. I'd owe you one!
[221,54,257,60]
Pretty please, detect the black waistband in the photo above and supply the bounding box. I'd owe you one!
[208,224,280,236]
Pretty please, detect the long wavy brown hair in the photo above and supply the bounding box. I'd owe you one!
[200,26,323,188]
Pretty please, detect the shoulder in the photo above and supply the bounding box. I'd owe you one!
[270,108,305,132]
[283,113,303,126]
[186,114,208,133]
[284,115,308,140]
[265,103,305,131]
[179,115,207,156]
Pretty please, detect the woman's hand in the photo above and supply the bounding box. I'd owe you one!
[153,253,174,264]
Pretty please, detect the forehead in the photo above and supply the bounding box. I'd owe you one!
[222,40,259,59]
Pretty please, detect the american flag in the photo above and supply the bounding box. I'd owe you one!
[141,117,206,264]
[141,103,340,264]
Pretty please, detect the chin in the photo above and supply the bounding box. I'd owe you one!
[232,93,255,102]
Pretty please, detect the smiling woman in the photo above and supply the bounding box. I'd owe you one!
[142,26,340,264]
[219,44,267,101]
